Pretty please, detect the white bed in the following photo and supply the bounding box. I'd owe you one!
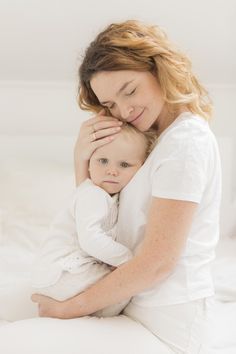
[0,134,235,353]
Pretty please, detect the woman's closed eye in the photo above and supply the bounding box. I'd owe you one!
[125,88,136,96]
[103,88,136,110]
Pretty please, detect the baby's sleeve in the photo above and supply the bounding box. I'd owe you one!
[74,184,133,267]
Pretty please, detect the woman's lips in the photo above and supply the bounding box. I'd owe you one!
[130,109,144,124]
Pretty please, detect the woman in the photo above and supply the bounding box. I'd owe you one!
[2,20,221,354]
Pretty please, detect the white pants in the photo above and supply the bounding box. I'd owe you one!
[123,298,213,354]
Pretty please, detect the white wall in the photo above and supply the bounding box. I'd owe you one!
[0,0,235,84]
[0,1,235,238]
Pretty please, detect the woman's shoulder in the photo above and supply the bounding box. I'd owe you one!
[156,112,215,151]
[148,112,216,164]
[161,112,210,141]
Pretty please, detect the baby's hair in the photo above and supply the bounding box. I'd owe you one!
[119,123,157,159]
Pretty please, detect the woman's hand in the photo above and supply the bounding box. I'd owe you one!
[31,294,69,319]
[74,109,122,185]
[74,108,122,162]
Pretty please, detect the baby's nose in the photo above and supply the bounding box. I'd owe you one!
[107,168,118,176]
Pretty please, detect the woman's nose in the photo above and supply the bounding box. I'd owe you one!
[120,105,134,119]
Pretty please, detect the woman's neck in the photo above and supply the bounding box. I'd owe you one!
[153,105,188,138]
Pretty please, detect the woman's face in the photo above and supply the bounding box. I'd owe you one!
[90,70,165,132]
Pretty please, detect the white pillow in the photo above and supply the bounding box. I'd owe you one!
[0,135,75,246]
[0,135,76,321]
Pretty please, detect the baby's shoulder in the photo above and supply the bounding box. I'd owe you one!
[74,178,107,200]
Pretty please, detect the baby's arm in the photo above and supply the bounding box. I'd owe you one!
[74,183,133,267]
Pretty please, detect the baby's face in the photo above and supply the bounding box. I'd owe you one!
[89,133,147,194]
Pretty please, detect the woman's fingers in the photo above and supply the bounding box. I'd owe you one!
[31,294,40,303]
[89,126,121,142]
[31,293,51,304]
[31,293,64,318]
[84,108,119,124]
[92,134,117,149]
[74,110,123,165]
[93,119,122,132]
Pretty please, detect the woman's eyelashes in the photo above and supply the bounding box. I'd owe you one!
[103,87,137,110]
[125,88,136,96]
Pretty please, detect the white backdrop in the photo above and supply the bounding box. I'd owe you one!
[0,0,236,238]
[0,0,235,134]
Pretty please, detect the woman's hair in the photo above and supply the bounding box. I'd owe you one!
[78,20,212,120]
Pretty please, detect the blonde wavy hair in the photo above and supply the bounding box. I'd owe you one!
[78,20,212,120]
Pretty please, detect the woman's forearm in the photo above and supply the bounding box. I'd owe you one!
[62,254,170,319]
[74,158,89,186]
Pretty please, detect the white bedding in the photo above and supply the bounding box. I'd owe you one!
[0,134,235,352]
[208,300,236,353]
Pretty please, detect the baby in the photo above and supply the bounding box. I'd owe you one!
[31,123,155,317]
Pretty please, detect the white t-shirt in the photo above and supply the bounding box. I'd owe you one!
[116,112,221,306]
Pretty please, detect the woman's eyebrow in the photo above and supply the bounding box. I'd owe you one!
[100,79,135,104]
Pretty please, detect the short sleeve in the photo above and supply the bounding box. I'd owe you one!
[151,123,209,203]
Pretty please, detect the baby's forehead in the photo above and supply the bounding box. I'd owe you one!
[93,136,146,161]
[98,131,145,150]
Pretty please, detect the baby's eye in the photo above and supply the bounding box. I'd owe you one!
[120,161,130,168]
[98,158,108,165]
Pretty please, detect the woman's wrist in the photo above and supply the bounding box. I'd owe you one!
[61,293,86,319]
[74,158,89,186]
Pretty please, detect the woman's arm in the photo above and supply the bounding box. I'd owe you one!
[32,197,197,318]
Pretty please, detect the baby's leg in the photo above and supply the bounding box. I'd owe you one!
[33,262,112,301]
[34,262,131,317]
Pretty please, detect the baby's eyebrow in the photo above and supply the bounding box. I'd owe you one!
[100,80,135,105]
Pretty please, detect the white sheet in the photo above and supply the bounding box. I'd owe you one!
[207,300,236,353]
